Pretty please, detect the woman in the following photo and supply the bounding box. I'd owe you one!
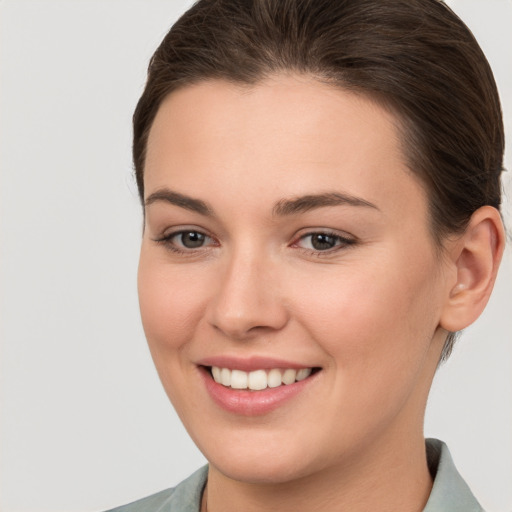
[109,0,506,510]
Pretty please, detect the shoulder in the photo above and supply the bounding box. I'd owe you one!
[423,439,484,512]
[104,465,208,512]
[104,487,177,512]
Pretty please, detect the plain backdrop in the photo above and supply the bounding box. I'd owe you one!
[0,1,511,511]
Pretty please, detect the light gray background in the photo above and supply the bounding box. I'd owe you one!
[0,1,510,511]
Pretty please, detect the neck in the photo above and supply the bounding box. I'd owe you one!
[203,431,432,512]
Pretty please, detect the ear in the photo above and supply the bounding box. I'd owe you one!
[440,206,505,333]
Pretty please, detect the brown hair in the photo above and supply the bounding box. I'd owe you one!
[133,0,504,359]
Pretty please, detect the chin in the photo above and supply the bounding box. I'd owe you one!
[211,453,315,484]
[194,428,326,484]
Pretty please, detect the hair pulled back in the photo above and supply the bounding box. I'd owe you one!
[133,0,505,359]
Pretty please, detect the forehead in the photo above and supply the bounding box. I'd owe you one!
[147,75,402,166]
[144,75,427,222]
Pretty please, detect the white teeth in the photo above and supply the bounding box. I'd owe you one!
[281,368,297,385]
[248,370,267,390]
[211,366,221,382]
[210,366,314,390]
[221,367,231,386]
[230,369,248,389]
[267,368,282,388]
[296,368,312,381]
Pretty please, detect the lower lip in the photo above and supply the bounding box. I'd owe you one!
[200,367,319,416]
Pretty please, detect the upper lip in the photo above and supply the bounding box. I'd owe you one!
[196,355,319,372]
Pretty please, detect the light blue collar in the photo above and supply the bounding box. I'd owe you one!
[423,438,484,511]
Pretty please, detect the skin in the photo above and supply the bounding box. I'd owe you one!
[138,75,504,512]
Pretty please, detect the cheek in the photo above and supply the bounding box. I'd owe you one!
[137,249,209,356]
[137,251,216,419]
[285,257,441,448]
[290,251,440,378]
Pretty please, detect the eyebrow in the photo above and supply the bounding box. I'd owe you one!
[144,188,379,217]
[145,188,214,216]
[272,192,379,216]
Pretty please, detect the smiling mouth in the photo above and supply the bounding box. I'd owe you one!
[207,366,320,391]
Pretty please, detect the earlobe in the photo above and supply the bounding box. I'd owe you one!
[440,206,505,333]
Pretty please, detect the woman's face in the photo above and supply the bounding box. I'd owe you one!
[138,75,451,483]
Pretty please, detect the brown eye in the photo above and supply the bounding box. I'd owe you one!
[154,229,215,253]
[178,231,207,248]
[295,232,355,252]
[310,233,337,250]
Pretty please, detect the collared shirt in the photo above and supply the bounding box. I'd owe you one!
[106,439,484,512]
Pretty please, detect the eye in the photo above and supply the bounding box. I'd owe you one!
[154,229,216,252]
[174,231,209,249]
[295,231,355,252]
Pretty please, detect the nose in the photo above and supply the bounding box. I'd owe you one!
[207,248,289,340]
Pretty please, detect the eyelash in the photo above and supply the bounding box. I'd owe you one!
[153,229,357,256]
[153,229,217,255]
[292,230,357,256]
